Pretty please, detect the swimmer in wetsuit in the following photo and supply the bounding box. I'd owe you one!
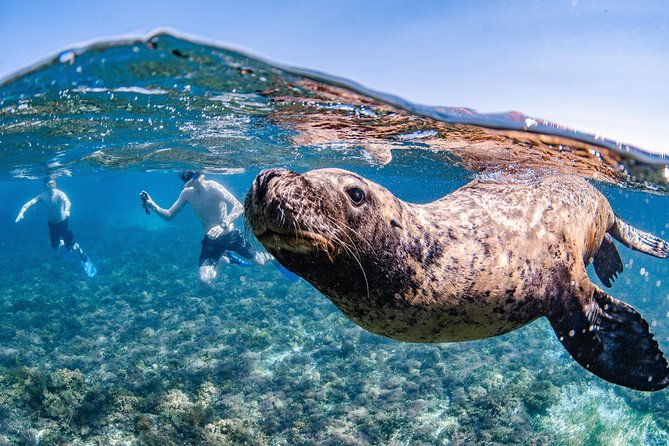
[140,171,271,286]
[15,177,94,275]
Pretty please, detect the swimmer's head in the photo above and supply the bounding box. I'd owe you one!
[42,176,56,189]
[179,170,203,183]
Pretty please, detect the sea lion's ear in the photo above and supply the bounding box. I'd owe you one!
[390,216,403,229]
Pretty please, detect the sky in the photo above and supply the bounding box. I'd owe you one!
[1,0,668,154]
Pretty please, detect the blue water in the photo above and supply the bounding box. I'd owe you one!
[1,32,669,445]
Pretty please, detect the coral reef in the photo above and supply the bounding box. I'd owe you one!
[0,221,668,445]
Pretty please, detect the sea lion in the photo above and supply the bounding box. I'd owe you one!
[244,168,669,391]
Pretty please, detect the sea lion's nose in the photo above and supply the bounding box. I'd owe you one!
[255,168,291,200]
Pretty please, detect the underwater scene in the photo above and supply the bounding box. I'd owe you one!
[1,32,669,445]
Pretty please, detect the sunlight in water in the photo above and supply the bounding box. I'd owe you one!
[0,32,668,445]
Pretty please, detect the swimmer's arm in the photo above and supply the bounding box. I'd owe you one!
[216,184,243,226]
[61,191,71,217]
[15,194,41,223]
[144,190,188,221]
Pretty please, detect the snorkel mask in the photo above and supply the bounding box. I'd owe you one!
[179,170,202,183]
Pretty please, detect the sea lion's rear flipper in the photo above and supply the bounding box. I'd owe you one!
[548,287,669,391]
[610,216,669,259]
[593,234,623,288]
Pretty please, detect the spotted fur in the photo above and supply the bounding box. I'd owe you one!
[245,168,669,391]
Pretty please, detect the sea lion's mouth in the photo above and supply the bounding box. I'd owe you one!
[257,228,331,254]
[245,167,340,257]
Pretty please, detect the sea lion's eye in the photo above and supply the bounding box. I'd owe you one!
[346,187,366,206]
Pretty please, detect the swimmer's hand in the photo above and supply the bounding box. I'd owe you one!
[207,223,227,239]
[139,191,155,208]
[15,212,24,223]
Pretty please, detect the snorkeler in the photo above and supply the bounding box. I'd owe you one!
[15,176,97,277]
[140,170,272,286]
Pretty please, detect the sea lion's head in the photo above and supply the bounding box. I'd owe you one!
[245,168,412,297]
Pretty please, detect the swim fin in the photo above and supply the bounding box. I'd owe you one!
[225,251,299,282]
[274,260,299,282]
[80,254,97,278]
[225,251,254,266]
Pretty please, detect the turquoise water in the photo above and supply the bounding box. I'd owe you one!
[1,32,669,445]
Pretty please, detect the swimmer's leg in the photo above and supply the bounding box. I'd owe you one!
[66,229,88,262]
[68,241,96,277]
[228,230,272,265]
[199,264,217,287]
[62,221,75,252]
[70,242,87,261]
[63,221,96,277]
[199,237,224,287]
[48,221,61,250]
[59,219,84,260]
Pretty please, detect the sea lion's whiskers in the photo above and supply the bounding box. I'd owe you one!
[303,215,338,259]
[322,219,360,257]
[314,222,368,293]
[338,240,371,300]
[291,220,300,243]
[278,205,286,228]
[315,216,370,296]
[322,214,374,252]
[316,215,371,282]
[292,217,305,243]
[322,228,349,258]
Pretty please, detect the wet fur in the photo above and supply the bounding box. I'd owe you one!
[245,168,669,390]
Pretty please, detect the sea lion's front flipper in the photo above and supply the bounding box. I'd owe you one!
[548,287,669,391]
[593,234,623,288]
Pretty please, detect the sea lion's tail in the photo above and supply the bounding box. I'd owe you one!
[610,216,669,259]
[548,286,669,391]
